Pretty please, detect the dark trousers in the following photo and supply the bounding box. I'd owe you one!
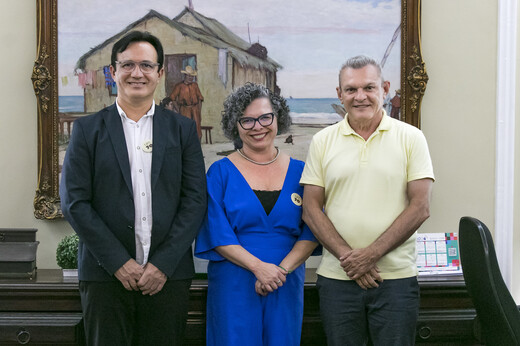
[317,275,419,346]
[79,279,191,346]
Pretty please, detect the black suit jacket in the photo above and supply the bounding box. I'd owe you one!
[60,104,207,281]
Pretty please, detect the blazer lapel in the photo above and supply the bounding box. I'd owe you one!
[151,106,167,190]
[103,105,133,195]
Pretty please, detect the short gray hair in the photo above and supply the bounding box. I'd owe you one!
[221,82,291,148]
[338,55,384,86]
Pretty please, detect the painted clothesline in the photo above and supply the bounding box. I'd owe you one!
[62,67,115,88]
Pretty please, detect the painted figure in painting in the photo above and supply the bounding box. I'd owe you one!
[160,96,176,112]
[301,56,434,346]
[60,31,207,346]
[170,65,205,139]
[390,89,401,119]
[195,83,319,346]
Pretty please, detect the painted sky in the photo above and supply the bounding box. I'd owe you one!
[58,0,401,98]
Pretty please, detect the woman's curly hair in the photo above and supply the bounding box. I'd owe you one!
[221,82,291,148]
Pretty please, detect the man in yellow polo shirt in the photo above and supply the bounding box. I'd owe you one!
[301,55,434,346]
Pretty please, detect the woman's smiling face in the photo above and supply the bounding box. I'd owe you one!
[238,97,278,152]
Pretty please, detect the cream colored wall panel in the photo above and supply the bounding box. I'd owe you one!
[420,0,497,236]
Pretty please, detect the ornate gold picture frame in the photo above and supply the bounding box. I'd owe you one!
[32,0,428,220]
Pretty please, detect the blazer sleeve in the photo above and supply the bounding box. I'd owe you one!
[148,120,207,277]
[60,120,131,275]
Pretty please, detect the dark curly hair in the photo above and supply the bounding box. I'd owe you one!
[221,83,291,148]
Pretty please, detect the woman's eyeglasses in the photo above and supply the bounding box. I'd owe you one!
[238,113,275,130]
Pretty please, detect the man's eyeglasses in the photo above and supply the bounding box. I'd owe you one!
[238,113,275,130]
[115,60,160,74]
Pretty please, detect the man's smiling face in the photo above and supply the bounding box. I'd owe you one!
[110,41,163,106]
[337,64,389,124]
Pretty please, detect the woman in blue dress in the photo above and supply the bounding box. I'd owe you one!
[195,83,319,346]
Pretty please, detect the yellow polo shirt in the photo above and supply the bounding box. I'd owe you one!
[300,114,434,280]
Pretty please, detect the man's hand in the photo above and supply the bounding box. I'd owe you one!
[340,247,380,280]
[340,249,383,289]
[138,262,167,296]
[114,259,144,291]
[354,268,383,290]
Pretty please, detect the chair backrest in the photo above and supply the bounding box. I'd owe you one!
[459,216,520,345]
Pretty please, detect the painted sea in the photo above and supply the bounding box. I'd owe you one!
[286,98,343,124]
[59,96,343,124]
[59,96,85,113]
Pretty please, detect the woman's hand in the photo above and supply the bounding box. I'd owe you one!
[255,280,268,296]
[213,245,287,294]
[252,262,287,292]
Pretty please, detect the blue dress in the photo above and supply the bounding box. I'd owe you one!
[195,157,316,346]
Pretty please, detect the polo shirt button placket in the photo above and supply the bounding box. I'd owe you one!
[360,143,368,163]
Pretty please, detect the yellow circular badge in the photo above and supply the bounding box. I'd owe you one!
[291,193,302,206]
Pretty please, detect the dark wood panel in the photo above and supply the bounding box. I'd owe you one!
[0,270,482,345]
[0,313,84,345]
[0,270,81,312]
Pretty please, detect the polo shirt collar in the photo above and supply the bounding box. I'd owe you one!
[340,109,392,136]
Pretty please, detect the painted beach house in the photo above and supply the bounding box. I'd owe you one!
[74,7,281,143]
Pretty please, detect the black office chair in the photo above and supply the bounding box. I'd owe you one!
[459,216,520,345]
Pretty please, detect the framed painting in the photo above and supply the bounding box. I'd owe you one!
[32,0,428,220]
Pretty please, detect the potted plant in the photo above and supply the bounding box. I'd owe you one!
[56,234,79,276]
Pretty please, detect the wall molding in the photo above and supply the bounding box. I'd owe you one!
[495,0,517,288]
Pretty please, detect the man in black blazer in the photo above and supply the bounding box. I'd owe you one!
[60,31,207,346]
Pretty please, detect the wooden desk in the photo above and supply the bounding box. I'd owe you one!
[0,270,481,345]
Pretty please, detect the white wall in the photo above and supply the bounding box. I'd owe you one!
[514,0,520,302]
[2,0,519,301]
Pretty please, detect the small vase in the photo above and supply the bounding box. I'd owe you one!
[62,268,78,277]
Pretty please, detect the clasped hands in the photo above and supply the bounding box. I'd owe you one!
[114,259,167,296]
[253,262,288,296]
[340,248,383,290]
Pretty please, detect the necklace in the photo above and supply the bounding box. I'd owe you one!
[236,147,280,165]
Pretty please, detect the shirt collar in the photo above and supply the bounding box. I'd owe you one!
[340,109,392,136]
[116,98,155,121]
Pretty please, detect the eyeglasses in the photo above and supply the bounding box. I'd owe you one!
[238,113,275,130]
[115,60,160,74]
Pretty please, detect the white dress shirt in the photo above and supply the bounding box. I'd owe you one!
[116,100,154,265]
